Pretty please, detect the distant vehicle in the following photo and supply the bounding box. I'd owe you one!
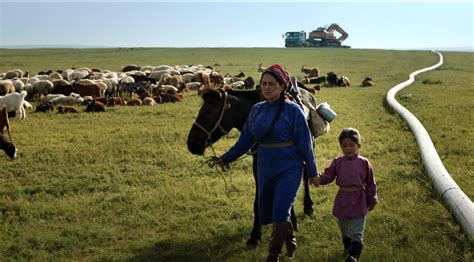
[284,23,350,48]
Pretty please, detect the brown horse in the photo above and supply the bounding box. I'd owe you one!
[187,85,317,247]
[0,134,16,160]
[0,106,12,142]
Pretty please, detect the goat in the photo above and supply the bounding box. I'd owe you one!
[257,63,266,73]
[209,71,225,88]
[106,97,126,106]
[127,98,142,106]
[234,71,245,78]
[86,99,106,112]
[158,92,183,103]
[35,102,54,113]
[337,76,351,87]
[57,105,79,114]
[301,65,319,78]
[0,91,27,120]
[361,77,374,87]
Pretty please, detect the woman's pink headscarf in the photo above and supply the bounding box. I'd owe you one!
[260,64,290,90]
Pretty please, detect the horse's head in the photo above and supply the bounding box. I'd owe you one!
[0,135,17,160]
[187,88,233,155]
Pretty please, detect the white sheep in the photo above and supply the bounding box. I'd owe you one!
[32,80,54,98]
[49,94,84,105]
[185,82,203,90]
[35,74,49,81]
[181,73,195,83]
[12,79,25,92]
[27,76,40,85]
[44,94,65,102]
[71,70,90,80]
[140,65,154,72]
[61,69,75,81]
[48,72,63,80]
[0,91,27,120]
[24,83,33,95]
[104,72,118,79]
[5,69,24,79]
[231,81,245,89]
[159,85,178,93]
[153,65,174,71]
[23,100,32,109]
[102,78,118,97]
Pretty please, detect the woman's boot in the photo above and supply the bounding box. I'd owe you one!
[266,222,290,262]
[286,222,297,259]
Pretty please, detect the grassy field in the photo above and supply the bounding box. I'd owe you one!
[0,48,472,261]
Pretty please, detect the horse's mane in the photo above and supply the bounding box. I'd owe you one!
[201,88,263,102]
[226,89,263,102]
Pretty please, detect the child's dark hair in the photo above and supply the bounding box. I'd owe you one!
[338,127,361,145]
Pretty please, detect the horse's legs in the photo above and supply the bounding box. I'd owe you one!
[246,154,261,248]
[302,165,314,215]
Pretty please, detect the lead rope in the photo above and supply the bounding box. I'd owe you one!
[202,142,253,197]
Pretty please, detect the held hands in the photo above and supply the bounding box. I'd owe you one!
[309,175,320,187]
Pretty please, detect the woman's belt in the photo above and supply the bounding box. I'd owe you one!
[339,186,365,192]
[259,141,294,148]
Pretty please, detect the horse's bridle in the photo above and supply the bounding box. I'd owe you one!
[193,90,231,147]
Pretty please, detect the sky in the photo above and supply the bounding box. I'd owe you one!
[0,0,473,51]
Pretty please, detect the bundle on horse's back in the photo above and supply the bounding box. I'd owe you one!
[287,77,330,138]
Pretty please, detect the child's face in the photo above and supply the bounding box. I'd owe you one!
[340,137,360,158]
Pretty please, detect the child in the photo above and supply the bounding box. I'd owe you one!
[310,127,378,261]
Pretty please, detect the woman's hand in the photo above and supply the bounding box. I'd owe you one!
[309,176,320,187]
[207,156,230,172]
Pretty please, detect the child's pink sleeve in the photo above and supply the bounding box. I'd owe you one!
[319,159,337,185]
[365,160,378,205]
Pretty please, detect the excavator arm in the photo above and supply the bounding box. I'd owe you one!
[327,23,348,42]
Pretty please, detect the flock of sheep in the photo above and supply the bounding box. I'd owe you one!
[0,63,258,159]
[0,63,374,160]
[0,63,246,116]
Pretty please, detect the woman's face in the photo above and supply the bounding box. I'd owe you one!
[260,73,284,102]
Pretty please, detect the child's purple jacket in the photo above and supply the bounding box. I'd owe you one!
[319,155,378,219]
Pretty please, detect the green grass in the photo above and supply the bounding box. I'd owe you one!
[0,48,472,260]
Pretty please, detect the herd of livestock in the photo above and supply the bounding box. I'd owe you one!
[0,63,373,159]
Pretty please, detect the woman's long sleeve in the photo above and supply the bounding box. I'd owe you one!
[220,119,256,164]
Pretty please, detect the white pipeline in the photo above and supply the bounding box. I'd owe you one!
[385,51,474,240]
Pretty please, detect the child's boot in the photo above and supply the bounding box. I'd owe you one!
[342,237,351,254]
[345,241,363,261]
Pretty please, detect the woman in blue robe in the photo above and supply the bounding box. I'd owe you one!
[217,64,318,262]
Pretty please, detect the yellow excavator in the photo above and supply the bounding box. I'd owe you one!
[284,23,350,48]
